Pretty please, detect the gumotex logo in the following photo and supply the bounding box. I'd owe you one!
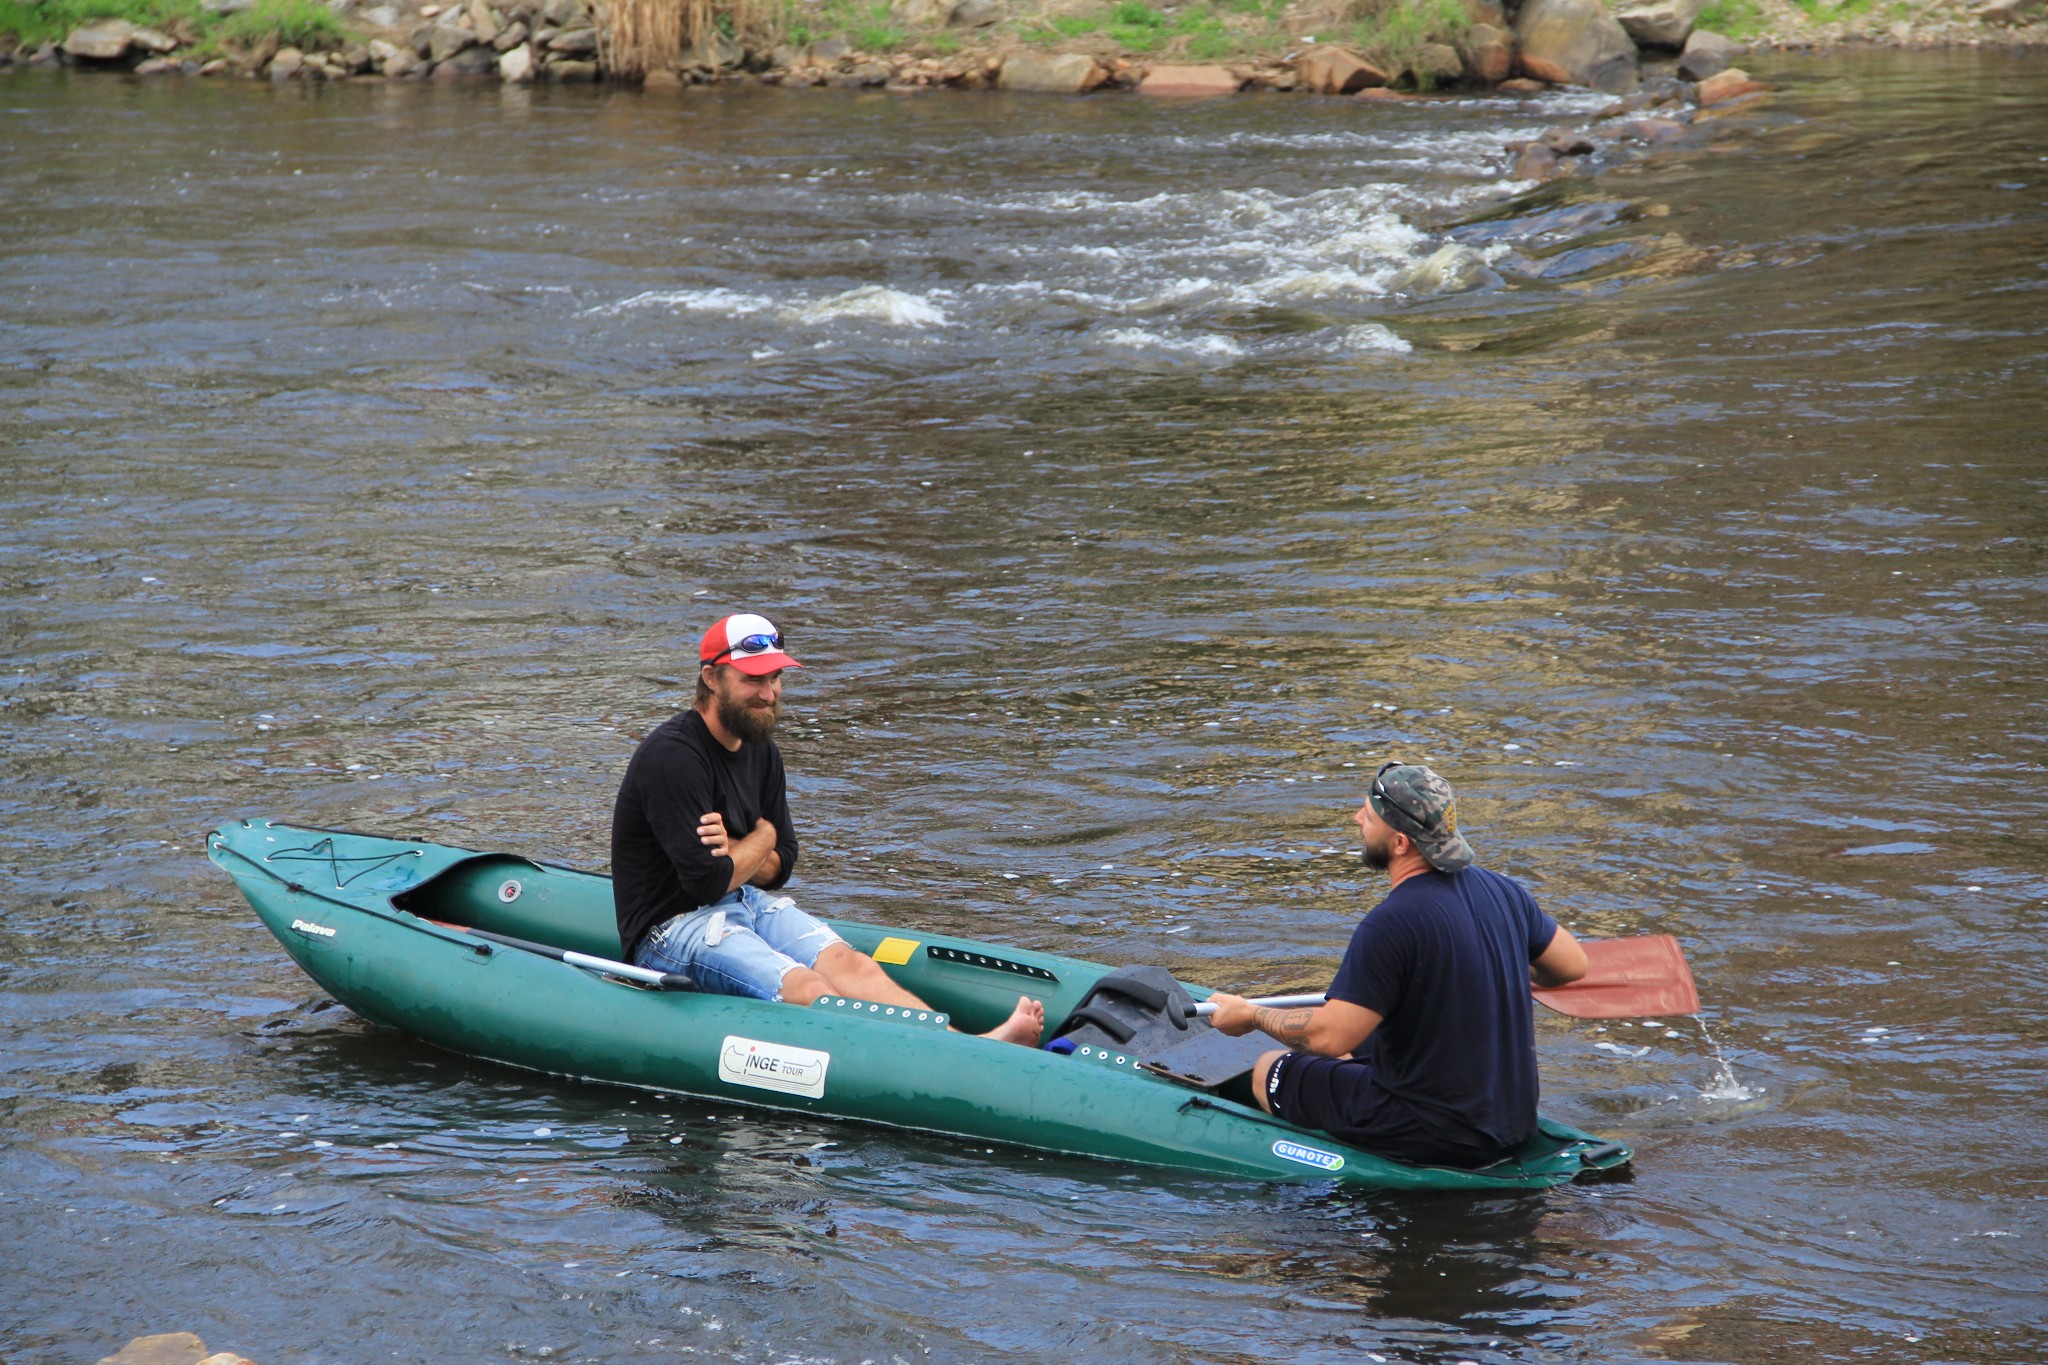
[1272,1139,1345,1171]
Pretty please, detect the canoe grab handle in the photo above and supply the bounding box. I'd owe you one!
[1575,1141,1631,1166]
[924,944,1059,983]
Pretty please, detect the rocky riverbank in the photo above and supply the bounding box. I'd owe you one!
[2,0,2040,93]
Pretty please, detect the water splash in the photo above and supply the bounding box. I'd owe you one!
[1695,1017,1756,1102]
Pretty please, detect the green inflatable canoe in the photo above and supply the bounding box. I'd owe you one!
[207,818,1632,1191]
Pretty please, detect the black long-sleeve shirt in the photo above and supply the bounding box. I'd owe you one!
[611,708,798,958]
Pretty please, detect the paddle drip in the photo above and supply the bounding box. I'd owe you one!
[1693,1017,1755,1102]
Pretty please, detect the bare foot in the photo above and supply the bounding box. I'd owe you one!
[980,994,1045,1047]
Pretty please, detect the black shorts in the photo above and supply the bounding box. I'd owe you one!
[1267,1053,1509,1169]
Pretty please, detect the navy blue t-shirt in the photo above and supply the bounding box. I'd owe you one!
[1324,866,1559,1156]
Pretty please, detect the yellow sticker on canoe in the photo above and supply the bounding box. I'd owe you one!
[872,936,919,966]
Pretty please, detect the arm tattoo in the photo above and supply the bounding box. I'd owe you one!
[1257,1006,1315,1049]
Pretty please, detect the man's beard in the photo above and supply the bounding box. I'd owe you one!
[1361,831,1395,872]
[717,690,781,745]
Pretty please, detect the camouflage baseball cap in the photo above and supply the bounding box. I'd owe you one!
[1368,762,1475,872]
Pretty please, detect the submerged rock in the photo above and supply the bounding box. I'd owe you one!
[1515,0,1639,93]
[997,51,1105,92]
[1695,65,1769,104]
[1391,243,1500,293]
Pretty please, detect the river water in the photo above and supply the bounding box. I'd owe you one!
[4,49,2045,1364]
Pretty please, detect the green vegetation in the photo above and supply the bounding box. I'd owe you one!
[1792,0,1876,19]
[1340,0,1469,81]
[1697,0,1767,35]
[218,0,346,49]
[0,0,343,49]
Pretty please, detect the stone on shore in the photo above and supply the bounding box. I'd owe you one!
[1677,28,1738,79]
[1515,0,1639,93]
[492,19,527,49]
[1975,0,2043,21]
[1355,86,1413,101]
[1137,63,1238,96]
[269,45,305,77]
[549,58,598,80]
[1612,0,1702,49]
[1410,42,1464,87]
[134,55,182,73]
[438,44,499,74]
[891,0,951,24]
[997,51,1106,92]
[546,25,597,53]
[948,0,1004,24]
[1695,65,1768,104]
[428,21,475,60]
[497,40,534,80]
[1458,23,1515,84]
[467,0,500,43]
[643,66,682,88]
[131,26,179,53]
[1391,243,1499,294]
[63,20,138,60]
[1296,46,1389,94]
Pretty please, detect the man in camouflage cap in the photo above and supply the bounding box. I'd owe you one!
[1209,761,1589,1169]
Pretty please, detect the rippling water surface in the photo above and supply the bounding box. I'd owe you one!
[3,51,2045,1364]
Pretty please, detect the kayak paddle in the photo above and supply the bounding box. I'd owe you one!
[445,924,694,991]
[1192,935,1698,1021]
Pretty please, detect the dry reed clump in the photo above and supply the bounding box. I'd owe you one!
[597,0,773,78]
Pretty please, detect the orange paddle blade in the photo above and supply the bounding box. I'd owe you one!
[1533,934,1698,1019]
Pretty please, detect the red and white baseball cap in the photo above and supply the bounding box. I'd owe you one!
[698,612,800,676]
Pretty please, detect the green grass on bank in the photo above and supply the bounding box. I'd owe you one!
[0,0,345,51]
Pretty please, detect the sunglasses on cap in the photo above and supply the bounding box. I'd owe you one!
[703,631,783,666]
[1371,760,1430,833]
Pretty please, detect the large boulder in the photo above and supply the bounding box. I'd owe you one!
[1458,23,1515,84]
[997,51,1106,92]
[1515,0,1639,93]
[1613,0,1702,48]
[1137,63,1239,95]
[1296,45,1389,94]
[1410,41,1464,86]
[62,20,137,59]
[1677,28,1738,78]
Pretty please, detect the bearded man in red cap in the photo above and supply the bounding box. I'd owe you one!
[611,612,1042,1045]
